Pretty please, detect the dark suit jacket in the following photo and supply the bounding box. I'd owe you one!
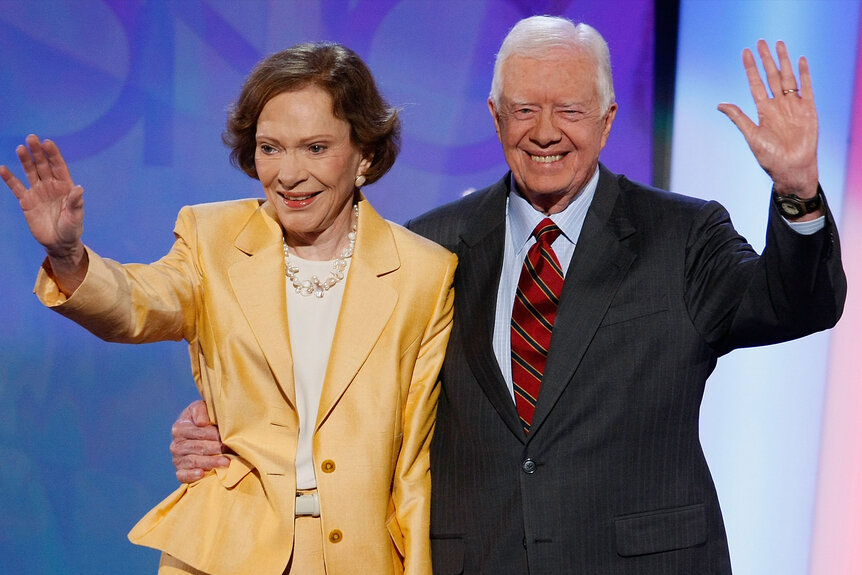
[407,164,846,574]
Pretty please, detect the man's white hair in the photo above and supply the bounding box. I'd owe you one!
[489,15,615,114]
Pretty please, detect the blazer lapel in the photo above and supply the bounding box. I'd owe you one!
[529,166,638,437]
[229,201,298,408]
[457,179,525,439]
[316,198,398,430]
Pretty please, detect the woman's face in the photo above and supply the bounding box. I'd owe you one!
[255,86,371,257]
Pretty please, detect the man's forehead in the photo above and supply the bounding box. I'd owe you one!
[503,45,595,68]
[499,54,599,104]
[499,94,587,108]
[501,51,597,83]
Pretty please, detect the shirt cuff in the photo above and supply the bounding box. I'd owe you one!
[784,215,825,235]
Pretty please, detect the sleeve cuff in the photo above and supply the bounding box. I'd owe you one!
[784,215,826,235]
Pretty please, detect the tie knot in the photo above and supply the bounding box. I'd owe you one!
[533,218,561,245]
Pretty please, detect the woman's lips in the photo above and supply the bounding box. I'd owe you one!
[278,190,321,208]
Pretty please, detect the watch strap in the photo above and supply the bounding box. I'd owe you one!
[773,191,823,219]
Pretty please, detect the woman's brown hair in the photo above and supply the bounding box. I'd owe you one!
[223,42,400,185]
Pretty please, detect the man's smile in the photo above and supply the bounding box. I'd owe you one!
[529,153,565,164]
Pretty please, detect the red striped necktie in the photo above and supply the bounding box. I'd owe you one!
[511,218,564,434]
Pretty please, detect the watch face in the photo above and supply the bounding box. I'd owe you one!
[778,199,802,216]
[774,192,821,219]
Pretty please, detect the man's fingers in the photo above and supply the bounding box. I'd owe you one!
[742,47,768,103]
[176,468,205,483]
[171,418,221,442]
[799,56,814,101]
[717,103,756,136]
[173,452,230,470]
[174,453,230,483]
[774,40,798,92]
[173,453,230,483]
[171,437,225,458]
[188,400,212,427]
[171,399,227,485]
[756,39,783,98]
[171,436,225,458]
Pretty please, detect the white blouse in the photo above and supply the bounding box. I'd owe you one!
[284,254,350,490]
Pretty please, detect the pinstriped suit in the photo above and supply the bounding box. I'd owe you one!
[407,165,845,574]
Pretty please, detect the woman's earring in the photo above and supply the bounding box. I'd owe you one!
[354,174,366,188]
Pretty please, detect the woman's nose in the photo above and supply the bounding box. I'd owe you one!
[277,153,307,189]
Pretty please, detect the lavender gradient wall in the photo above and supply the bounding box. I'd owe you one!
[0,2,654,573]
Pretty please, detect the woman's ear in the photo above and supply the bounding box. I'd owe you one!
[359,153,373,175]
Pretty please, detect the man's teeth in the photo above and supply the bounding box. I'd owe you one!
[531,154,563,163]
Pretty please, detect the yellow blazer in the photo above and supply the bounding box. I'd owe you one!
[35,197,456,575]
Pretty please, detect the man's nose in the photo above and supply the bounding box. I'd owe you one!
[531,109,562,146]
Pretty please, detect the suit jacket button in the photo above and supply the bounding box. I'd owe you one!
[329,529,343,543]
[522,458,536,474]
[321,460,336,473]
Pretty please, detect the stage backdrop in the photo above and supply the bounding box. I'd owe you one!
[0,1,857,574]
[671,1,860,574]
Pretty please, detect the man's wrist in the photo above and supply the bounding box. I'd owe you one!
[773,190,823,220]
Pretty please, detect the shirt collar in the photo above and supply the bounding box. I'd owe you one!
[507,165,600,249]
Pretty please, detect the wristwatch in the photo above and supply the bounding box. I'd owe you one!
[773,191,823,220]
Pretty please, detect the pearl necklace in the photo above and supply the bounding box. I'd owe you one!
[283,204,358,298]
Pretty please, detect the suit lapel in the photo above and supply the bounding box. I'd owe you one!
[457,179,525,439]
[529,167,638,437]
[229,201,298,408]
[316,198,398,430]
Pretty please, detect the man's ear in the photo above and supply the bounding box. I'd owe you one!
[488,98,503,141]
[600,103,618,148]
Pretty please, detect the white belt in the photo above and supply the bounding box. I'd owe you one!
[295,492,320,517]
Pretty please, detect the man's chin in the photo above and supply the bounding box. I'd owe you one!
[517,185,578,213]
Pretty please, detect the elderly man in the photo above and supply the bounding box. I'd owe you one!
[172,16,844,574]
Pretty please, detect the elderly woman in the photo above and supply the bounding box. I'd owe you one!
[0,43,455,575]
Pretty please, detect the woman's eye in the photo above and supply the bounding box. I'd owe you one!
[259,143,277,154]
[309,144,326,154]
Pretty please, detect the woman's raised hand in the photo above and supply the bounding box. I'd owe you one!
[1,134,88,293]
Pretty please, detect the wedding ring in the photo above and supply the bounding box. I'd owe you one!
[782,88,799,95]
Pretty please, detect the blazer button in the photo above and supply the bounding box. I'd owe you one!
[522,458,537,474]
[321,460,336,473]
[329,529,343,543]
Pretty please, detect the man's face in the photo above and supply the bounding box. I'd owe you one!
[489,47,617,215]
